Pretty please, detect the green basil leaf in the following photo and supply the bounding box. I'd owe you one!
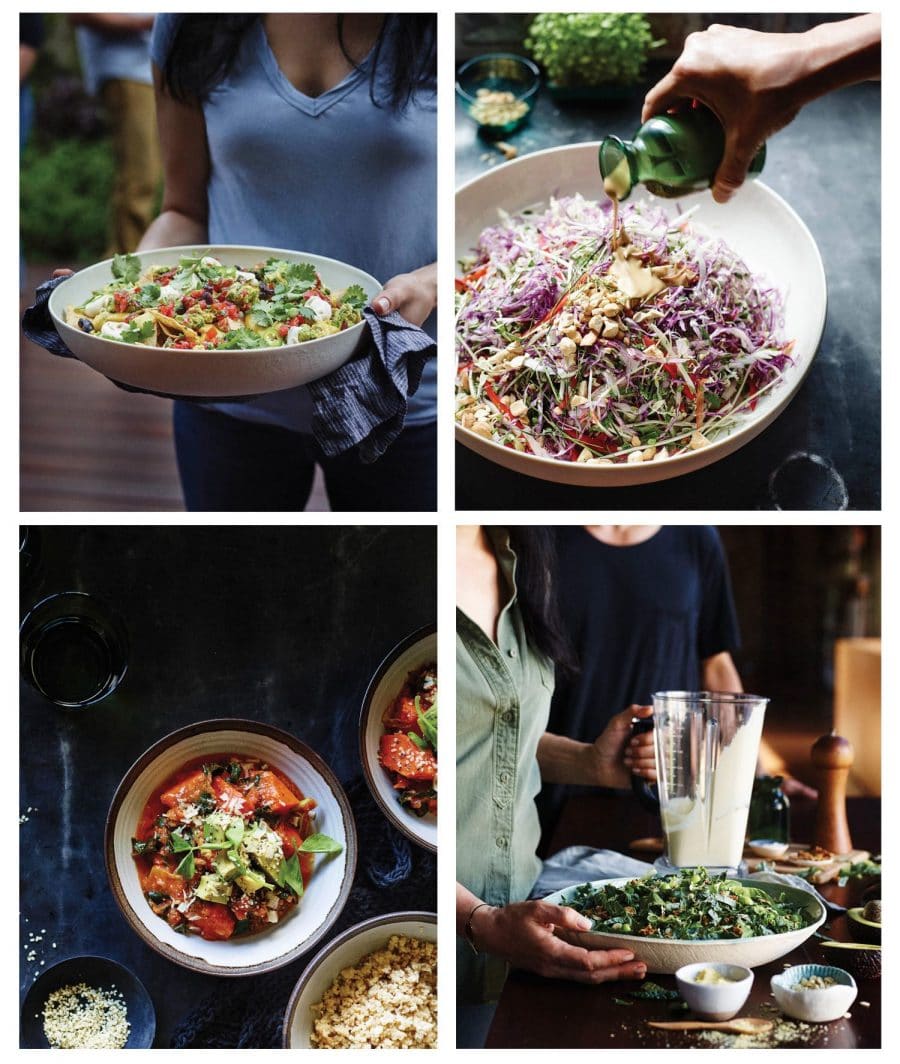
[278,852,305,897]
[299,833,343,855]
[170,830,193,853]
[175,850,195,879]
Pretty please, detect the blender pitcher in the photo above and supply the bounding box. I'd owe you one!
[642,692,768,873]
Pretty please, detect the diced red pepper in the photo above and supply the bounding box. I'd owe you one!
[278,324,290,338]
[114,291,128,313]
[663,362,679,379]
[160,303,174,318]
[379,734,436,782]
[484,383,516,422]
[568,431,618,455]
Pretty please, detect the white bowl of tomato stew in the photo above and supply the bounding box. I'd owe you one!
[105,720,356,976]
[359,625,437,853]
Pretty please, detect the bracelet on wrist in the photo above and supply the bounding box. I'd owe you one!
[464,902,494,955]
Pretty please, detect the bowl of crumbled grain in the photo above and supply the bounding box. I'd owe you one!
[20,955,155,1049]
[282,911,437,1048]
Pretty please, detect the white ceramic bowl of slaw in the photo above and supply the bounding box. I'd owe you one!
[455,143,827,485]
[49,246,380,397]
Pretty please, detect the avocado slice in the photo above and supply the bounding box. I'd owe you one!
[195,873,232,905]
[820,940,882,980]
[236,869,268,895]
[847,904,881,944]
[213,852,241,883]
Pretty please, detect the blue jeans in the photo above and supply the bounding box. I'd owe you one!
[173,403,436,512]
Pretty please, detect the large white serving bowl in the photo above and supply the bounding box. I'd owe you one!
[49,246,380,396]
[543,877,826,974]
[359,625,437,853]
[282,912,437,1048]
[105,719,357,977]
[455,143,827,485]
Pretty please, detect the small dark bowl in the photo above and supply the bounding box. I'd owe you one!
[21,955,155,1049]
[456,53,540,137]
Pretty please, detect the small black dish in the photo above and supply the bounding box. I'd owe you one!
[21,955,155,1049]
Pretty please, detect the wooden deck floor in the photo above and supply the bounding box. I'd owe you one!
[20,266,328,512]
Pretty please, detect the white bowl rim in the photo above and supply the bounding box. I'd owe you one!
[676,961,754,985]
[104,717,358,977]
[49,243,380,357]
[455,146,827,483]
[281,910,437,1047]
[548,875,826,946]
[771,964,858,991]
[358,624,437,853]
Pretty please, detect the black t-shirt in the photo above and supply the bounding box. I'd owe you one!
[538,525,740,843]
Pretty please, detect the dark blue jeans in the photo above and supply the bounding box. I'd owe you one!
[173,402,436,512]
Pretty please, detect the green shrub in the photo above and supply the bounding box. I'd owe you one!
[525,13,663,88]
[21,137,115,263]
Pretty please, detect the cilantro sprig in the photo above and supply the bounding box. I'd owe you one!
[112,252,141,285]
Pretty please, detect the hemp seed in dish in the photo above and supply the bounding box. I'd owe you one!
[310,935,436,1049]
[41,982,130,1049]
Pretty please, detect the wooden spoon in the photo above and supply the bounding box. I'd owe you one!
[647,1018,774,1035]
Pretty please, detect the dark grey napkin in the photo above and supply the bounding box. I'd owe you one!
[308,307,435,464]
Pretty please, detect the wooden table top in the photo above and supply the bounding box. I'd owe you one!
[485,795,881,1049]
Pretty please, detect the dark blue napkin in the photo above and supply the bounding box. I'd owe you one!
[309,307,434,464]
[22,280,435,460]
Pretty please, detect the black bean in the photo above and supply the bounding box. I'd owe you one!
[78,317,93,332]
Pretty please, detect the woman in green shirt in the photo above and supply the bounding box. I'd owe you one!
[456,526,655,1044]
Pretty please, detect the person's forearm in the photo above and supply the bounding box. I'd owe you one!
[797,14,881,103]
[537,732,607,787]
[138,209,207,252]
[701,651,743,694]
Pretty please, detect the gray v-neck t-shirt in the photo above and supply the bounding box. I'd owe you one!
[151,15,436,431]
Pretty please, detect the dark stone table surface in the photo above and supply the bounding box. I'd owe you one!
[455,67,880,510]
[19,526,436,1047]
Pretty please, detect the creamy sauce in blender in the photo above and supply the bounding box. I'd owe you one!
[660,708,765,869]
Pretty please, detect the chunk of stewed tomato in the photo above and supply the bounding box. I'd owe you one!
[185,899,236,941]
[250,770,301,814]
[378,734,436,782]
[160,770,209,809]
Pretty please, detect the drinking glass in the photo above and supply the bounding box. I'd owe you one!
[20,592,128,709]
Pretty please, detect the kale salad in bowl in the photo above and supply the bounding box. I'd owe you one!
[543,868,825,973]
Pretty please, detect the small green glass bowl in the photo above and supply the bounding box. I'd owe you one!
[456,53,540,138]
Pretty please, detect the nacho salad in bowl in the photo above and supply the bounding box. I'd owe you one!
[131,755,341,941]
[67,252,367,351]
[455,195,793,465]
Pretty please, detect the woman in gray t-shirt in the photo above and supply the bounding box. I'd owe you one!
[145,14,437,511]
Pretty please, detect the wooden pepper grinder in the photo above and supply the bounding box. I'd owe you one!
[811,732,854,855]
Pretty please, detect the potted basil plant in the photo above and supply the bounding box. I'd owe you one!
[525,12,663,101]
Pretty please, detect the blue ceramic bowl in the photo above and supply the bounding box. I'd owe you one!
[20,955,155,1049]
[456,53,540,136]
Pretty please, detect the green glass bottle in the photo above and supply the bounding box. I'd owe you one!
[747,775,791,844]
[599,103,766,201]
